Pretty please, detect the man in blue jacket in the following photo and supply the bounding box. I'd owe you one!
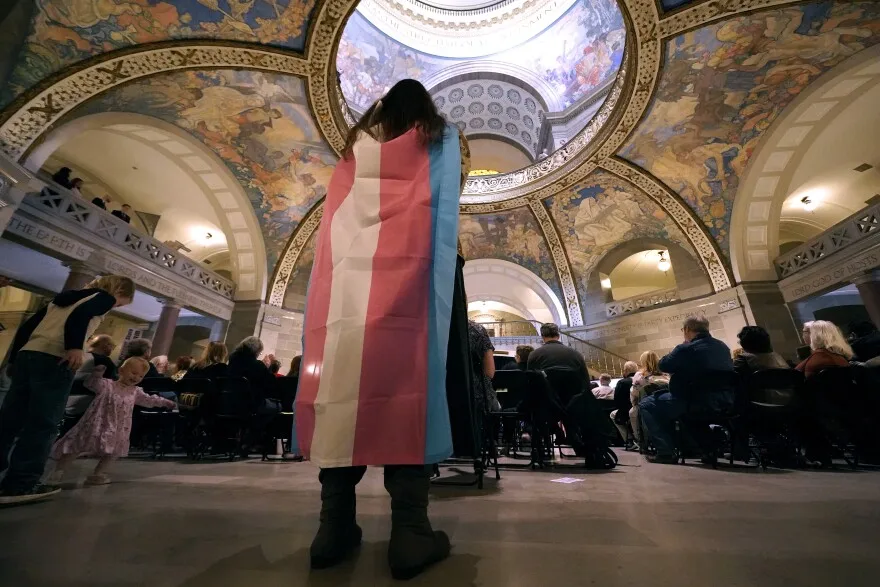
[640,315,734,463]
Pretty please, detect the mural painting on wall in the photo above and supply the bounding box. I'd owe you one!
[458,207,564,303]
[67,69,336,270]
[545,170,695,304]
[283,225,317,312]
[620,1,880,256]
[0,0,317,108]
[337,0,624,112]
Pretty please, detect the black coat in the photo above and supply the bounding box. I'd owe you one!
[612,375,634,422]
[183,362,229,381]
[228,349,275,401]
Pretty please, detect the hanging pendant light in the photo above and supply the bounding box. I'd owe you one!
[657,251,671,272]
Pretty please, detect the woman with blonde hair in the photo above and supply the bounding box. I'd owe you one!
[628,351,669,448]
[183,341,229,381]
[796,320,852,379]
[0,274,134,504]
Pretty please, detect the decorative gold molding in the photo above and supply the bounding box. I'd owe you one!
[305,0,357,155]
[268,200,324,307]
[599,157,733,292]
[528,200,583,326]
[0,44,308,160]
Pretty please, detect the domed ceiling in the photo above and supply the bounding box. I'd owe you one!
[2,0,880,328]
[337,0,625,167]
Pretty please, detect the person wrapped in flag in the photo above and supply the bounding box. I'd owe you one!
[295,79,471,580]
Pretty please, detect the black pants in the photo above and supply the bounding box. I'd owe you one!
[0,351,74,491]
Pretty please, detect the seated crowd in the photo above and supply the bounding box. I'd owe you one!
[61,333,302,465]
[488,315,880,468]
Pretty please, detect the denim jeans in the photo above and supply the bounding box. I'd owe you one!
[0,351,75,491]
[638,392,686,457]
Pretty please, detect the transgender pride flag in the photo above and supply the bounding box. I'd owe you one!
[295,125,461,468]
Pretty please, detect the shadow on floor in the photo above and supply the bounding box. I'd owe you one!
[175,543,480,587]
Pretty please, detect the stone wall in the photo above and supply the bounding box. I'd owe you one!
[566,289,749,360]
[259,307,304,375]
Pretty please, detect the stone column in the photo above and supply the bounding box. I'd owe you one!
[151,299,182,358]
[62,261,96,291]
[225,300,264,350]
[852,271,880,327]
[736,281,802,359]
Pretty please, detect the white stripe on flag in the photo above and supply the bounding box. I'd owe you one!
[310,135,383,467]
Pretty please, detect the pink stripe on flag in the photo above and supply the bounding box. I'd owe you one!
[351,134,433,465]
[296,157,356,459]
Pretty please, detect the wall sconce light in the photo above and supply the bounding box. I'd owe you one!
[657,251,671,272]
[600,277,612,289]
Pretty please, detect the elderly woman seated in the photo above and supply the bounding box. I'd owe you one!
[228,336,282,453]
[795,321,853,379]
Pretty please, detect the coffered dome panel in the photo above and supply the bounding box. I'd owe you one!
[432,77,547,158]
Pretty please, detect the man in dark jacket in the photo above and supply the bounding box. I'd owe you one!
[112,204,132,224]
[639,315,734,463]
[527,323,588,374]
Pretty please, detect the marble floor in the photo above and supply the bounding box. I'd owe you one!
[2,452,879,586]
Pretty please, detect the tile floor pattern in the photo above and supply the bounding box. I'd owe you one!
[2,452,879,586]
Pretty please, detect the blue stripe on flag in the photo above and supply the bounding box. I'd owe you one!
[423,125,459,464]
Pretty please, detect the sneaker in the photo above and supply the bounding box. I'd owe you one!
[0,484,61,505]
[46,470,64,485]
[85,474,111,486]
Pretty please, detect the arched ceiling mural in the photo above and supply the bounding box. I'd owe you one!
[2,0,880,328]
[620,1,880,256]
[0,0,317,107]
[544,169,695,304]
[59,68,336,270]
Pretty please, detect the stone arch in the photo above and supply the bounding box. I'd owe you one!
[591,237,712,303]
[462,258,567,326]
[730,44,880,283]
[24,112,268,300]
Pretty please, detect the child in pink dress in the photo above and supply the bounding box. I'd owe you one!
[51,357,175,485]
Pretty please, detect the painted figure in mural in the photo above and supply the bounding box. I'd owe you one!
[295,80,469,580]
[69,69,336,268]
[620,1,880,254]
[549,172,697,305]
[2,1,318,106]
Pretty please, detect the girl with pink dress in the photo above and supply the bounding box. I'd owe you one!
[51,357,175,485]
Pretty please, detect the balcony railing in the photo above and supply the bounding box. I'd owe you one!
[477,319,631,376]
[21,186,235,299]
[775,200,880,279]
[606,288,679,317]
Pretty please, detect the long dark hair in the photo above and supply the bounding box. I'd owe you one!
[343,79,446,158]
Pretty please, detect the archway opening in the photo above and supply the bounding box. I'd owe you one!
[603,249,677,302]
[462,258,566,326]
[24,113,268,300]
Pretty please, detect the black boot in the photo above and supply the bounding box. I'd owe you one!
[384,465,450,580]
[310,466,366,569]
